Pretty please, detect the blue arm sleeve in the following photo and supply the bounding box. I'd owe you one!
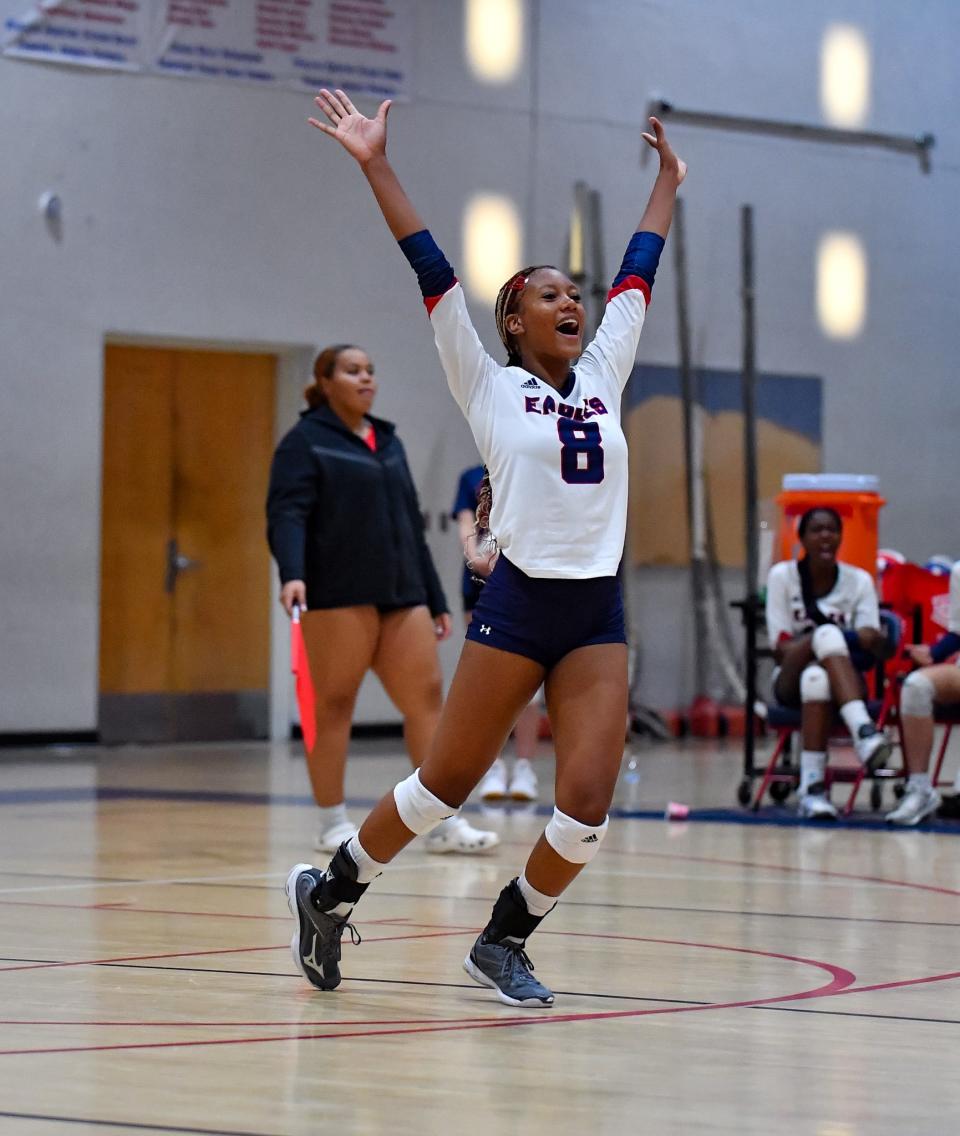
[930,630,960,663]
[398,229,456,299]
[612,231,666,290]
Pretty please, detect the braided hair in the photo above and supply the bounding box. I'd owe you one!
[493,265,554,367]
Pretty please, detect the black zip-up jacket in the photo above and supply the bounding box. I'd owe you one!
[266,404,448,616]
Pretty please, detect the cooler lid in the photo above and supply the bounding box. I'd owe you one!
[781,473,879,493]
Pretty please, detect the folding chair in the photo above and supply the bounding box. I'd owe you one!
[928,705,960,789]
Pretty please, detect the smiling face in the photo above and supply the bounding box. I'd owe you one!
[503,268,586,373]
[321,347,377,424]
[800,509,842,566]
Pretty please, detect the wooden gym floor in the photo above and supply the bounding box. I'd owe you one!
[0,736,958,1135]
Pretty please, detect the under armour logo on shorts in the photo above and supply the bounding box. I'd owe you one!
[480,624,492,635]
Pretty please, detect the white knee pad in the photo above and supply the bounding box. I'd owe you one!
[812,623,848,660]
[393,770,457,835]
[800,664,831,703]
[901,670,935,718]
[544,806,608,865]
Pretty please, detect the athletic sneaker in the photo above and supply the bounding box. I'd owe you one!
[797,790,838,821]
[508,758,538,802]
[314,818,358,854]
[854,723,892,773]
[463,935,555,1007]
[284,862,359,991]
[886,785,941,827]
[425,815,500,854]
[478,757,509,801]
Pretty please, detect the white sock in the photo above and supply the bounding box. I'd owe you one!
[517,872,557,918]
[799,750,827,794]
[839,699,871,738]
[317,803,350,831]
[908,771,932,791]
[345,834,387,885]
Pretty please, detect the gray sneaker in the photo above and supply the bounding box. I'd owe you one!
[886,785,941,827]
[463,936,555,1007]
[284,862,359,991]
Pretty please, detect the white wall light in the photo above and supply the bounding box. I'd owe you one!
[821,24,870,128]
[816,232,867,339]
[463,194,522,305]
[465,0,523,84]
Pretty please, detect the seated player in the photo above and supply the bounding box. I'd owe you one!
[889,559,960,825]
[766,506,893,820]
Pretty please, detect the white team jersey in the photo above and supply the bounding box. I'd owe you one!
[949,561,960,633]
[429,282,647,578]
[765,559,879,644]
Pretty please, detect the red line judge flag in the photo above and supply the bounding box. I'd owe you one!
[290,604,316,753]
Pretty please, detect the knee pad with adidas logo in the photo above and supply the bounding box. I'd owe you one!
[544,806,608,865]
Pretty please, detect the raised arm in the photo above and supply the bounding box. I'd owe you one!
[637,116,686,238]
[310,89,424,241]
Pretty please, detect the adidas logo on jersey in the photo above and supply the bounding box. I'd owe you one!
[520,377,540,389]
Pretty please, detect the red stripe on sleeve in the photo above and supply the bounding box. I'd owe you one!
[424,279,459,316]
[606,275,651,307]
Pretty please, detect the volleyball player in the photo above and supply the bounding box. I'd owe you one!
[285,90,685,1007]
[891,559,960,824]
[766,506,893,820]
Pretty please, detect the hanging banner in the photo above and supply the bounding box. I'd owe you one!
[154,0,414,97]
[2,1,415,98]
[2,1,151,71]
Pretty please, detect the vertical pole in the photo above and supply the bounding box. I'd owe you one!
[741,204,759,777]
[674,196,709,697]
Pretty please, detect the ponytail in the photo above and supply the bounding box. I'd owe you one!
[304,344,356,409]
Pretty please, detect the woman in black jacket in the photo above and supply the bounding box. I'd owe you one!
[267,343,498,855]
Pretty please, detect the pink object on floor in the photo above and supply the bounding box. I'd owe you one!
[665,801,690,821]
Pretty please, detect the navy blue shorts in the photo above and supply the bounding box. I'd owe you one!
[464,555,626,669]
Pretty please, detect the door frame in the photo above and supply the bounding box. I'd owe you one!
[100,333,314,743]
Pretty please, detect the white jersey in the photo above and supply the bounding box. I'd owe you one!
[429,281,647,578]
[765,559,879,644]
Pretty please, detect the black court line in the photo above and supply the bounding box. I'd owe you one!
[0,1112,281,1136]
[374,890,960,929]
[0,870,142,883]
[8,959,959,1031]
[755,1005,960,1026]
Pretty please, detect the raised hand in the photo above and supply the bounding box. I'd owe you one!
[309,88,391,165]
[641,116,687,185]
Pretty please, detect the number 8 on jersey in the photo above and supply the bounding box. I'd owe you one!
[558,418,604,484]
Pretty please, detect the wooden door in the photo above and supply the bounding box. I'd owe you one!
[99,344,276,742]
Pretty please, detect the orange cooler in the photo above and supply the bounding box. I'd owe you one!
[775,474,885,577]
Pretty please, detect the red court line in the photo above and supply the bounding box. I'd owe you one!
[627,847,960,899]
[838,970,960,997]
[7,964,959,1059]
[0,898,420,926]
[0,933,855,1054]
[0,928,471,975]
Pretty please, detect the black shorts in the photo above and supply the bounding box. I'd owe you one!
[464,555,625,669]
